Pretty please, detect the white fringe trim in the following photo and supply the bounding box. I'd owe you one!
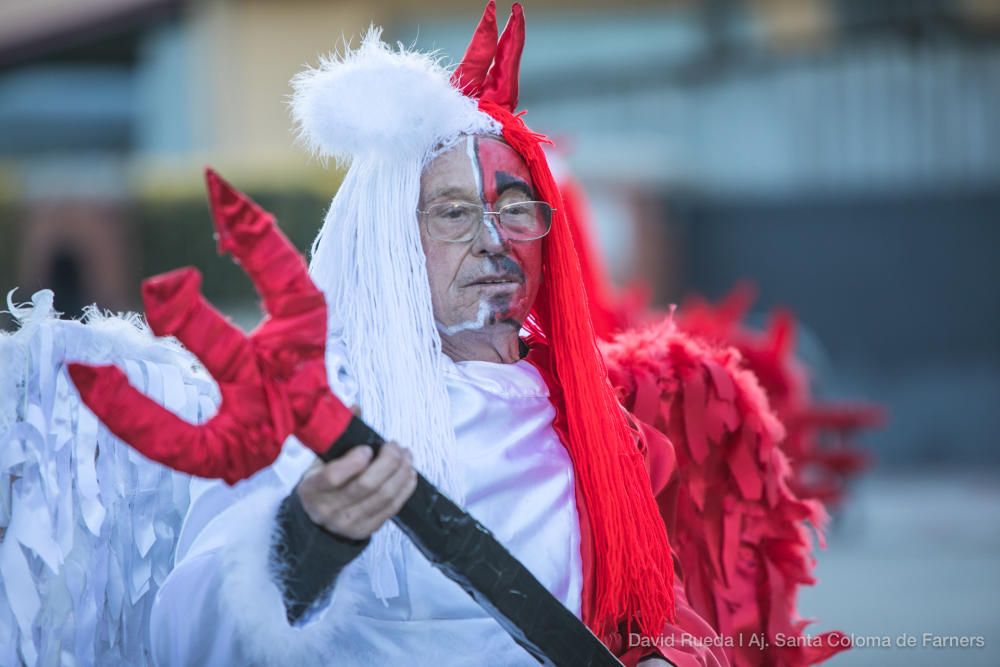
[309,153,466,601]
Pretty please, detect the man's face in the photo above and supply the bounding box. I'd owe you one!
[418,135,543,335]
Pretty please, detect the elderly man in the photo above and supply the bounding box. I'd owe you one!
[149,128,725,667]
[143,4,728,667]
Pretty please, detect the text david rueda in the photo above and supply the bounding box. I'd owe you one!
[628,632,987,650]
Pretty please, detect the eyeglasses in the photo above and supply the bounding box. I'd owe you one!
[416,200,554,243]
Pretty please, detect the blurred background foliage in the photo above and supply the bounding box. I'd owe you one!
[135,184,336,306]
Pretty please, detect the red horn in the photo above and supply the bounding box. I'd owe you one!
[480,3,525,111]
[451,0,498,97]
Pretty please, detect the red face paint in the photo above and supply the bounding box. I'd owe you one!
[473,136,535,208]
[464,136,540,326]
[421,135,543,334]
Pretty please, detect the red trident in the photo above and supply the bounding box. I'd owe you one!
[68,168,353,484]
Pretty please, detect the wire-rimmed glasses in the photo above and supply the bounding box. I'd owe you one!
[417,200,554,243]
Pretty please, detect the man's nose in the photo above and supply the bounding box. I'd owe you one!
[471,214,509,255]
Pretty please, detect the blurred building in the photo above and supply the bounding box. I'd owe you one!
[1,0,998,466]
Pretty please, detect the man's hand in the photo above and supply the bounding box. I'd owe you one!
[297,442,418,540]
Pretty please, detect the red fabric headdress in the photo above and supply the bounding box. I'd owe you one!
[453,1,676,640]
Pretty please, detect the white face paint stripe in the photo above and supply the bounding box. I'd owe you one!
[436,300,493,335]
[466,135,503,246]
[465,135,483,200]
[482,217,503,246]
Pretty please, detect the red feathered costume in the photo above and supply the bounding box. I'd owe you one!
[547,136,879,665]
[677,285,883,509]
[601,320,849,667]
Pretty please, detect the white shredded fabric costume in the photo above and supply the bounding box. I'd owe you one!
[0,290,207,666]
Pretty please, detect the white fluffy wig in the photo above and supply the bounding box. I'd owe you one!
[292,29,501,599]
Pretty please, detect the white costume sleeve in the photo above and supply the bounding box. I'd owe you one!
[148,334,364,667]
[0,290,214,666]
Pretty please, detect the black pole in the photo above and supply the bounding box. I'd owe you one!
[321,415,624,667]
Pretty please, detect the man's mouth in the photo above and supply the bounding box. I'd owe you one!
[466,274,522,286]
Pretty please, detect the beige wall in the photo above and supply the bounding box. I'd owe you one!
[183,0,697,164]
[188,1,381,164]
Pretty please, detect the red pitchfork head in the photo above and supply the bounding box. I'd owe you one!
[68,168,352,484]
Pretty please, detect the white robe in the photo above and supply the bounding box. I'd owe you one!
[149,350,583,667]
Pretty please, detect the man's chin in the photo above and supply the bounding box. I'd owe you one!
[438,298,528,335]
